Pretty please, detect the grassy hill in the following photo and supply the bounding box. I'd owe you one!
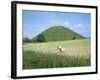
[32,26,85,42]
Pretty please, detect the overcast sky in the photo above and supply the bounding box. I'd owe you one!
[23,10,91,39]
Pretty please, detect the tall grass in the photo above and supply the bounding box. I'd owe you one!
[23,50,90,69]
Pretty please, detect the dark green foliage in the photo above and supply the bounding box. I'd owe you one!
[32,26,85,42]
[72,37,76,40]
[23,37,32,43]
[37,34,47,42]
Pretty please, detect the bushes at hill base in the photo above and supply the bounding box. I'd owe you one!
[23,37,32,43]
[37,34,47,42]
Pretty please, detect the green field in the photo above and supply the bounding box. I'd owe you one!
[23,39,90,69]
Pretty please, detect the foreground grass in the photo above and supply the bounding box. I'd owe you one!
[23,39,90,69]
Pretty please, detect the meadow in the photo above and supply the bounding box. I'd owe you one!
[23,39,90,69]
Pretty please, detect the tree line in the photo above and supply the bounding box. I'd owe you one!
[23,34,47,43]
[23,34,78,43]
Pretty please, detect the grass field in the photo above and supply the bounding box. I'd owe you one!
[23,39,91,69]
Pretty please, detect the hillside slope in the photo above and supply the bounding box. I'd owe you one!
[33,26,85,42]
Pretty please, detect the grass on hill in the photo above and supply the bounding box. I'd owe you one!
[32,26,85,42]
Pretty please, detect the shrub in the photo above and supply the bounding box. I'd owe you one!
[23,37,32,43]
[37,34,47,42]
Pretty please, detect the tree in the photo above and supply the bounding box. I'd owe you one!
[72,36,76,40]
[37,34,46,42]
[23,37,32,43]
